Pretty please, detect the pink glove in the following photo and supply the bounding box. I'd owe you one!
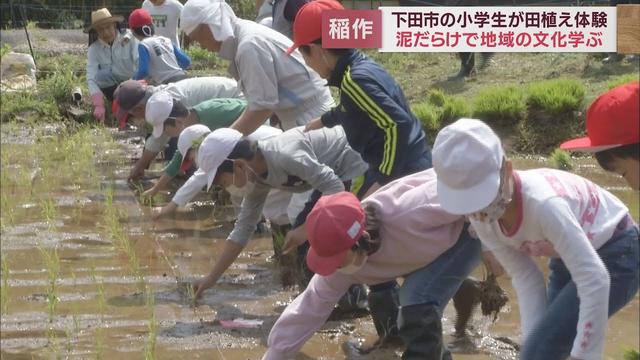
[91,93,106,123]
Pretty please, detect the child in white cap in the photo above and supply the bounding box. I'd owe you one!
[186,126,368,299]
[432,118,639,360]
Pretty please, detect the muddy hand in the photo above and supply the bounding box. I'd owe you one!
[141,187,158,205]
[152,202,177,220]
[282,226,307,255]
[193,275,216,299]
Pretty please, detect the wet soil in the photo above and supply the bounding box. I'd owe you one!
[0,127,637,359]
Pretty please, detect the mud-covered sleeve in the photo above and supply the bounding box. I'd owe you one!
[263,273,353,359]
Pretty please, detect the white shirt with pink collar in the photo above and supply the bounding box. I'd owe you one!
[470,168,629,360]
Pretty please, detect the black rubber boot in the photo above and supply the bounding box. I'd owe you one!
[449,52,475,79]
[452,277,481,337]
[398,303,451,360]
[355,285,403,354]
[369,285,401,338]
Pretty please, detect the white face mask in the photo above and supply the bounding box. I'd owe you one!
[337,252,368,275]
[225,163,256,198]
[469,172,513,223]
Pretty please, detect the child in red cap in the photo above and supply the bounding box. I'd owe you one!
[561,82,639,190]
[288,0,433,343]
[128,8,191,85]
[264,170,482,360]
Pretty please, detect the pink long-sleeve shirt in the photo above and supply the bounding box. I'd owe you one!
[263,168,465,359]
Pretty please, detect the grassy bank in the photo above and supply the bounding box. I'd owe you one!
[1,41,638,156]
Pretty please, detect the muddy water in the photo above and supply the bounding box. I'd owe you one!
[0,128,637,360]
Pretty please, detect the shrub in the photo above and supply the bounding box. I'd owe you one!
[472,86,526,129]
[186,45,219,70]
[527,79,585,116]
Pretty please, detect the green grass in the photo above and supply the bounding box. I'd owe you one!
[0,43,11,58]
[186,45,220,71]
[527,79,585,116]
[1,255,9,314]
[38,246,60,322]
[549,148,573,171]
[624,349,640,360]
[413,89,471,140]
[0,91,60,123]
[608,74,639,90]
[472,85,527,130]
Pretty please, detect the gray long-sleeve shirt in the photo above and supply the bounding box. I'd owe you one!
[228,126,368,245]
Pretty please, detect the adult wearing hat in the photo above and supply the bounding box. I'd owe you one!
[86,8,139,123]
[179,0,334,135]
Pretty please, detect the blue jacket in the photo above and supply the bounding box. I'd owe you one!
[321,50,430,184]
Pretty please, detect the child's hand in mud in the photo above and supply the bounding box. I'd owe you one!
[142,187,159,204]
[193,275,216,299]
[151,203,177,220]
[282,225,307,255]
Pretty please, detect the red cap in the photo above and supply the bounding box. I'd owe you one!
[287,0,344,55]
[561,82,639,152]
[179,152,194,173]
[305,191,365,276]
[128,9,153,29]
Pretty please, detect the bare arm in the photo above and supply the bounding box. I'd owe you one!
[193,240,245,298]
[129,150,158,181]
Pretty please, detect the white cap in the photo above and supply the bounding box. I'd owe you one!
[145,91,174,138]
[177,124,211,167]
[432,118,504,215]
[196,128,243,190]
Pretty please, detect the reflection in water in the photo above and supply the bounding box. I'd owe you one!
[0,130,637,360]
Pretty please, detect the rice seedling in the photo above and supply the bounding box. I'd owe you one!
[1,255,10,314]
[143,313,157,360]
[89,263,106,323]
[46,326,61,358]
[95,328,104,360]
[40,199,57,226]
[38,245,60,322]
[143,289,157,359]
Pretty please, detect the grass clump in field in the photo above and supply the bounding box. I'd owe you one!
[413,89,470,141]
[517,79,585,153]
[527,79,585,116]
[550,148,573,171]
[472,85,526,131]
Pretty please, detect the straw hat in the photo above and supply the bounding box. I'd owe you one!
[84,8,124,33]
